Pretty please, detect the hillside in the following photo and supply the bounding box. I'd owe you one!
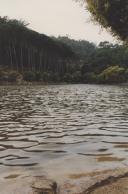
[0,17,128,84]
[0,17,76,82]
[55,36,128,84]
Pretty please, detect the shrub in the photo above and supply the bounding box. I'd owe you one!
[98,65,126,83]
[42,72,50,82]
[7,71,21,82]
[0,70,6,82]
[82,72,98,83]
[23,71,36,82]
[35,72,42,82]
[72,71,82,82]
[63,73,73,82]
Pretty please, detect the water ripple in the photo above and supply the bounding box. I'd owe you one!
[0,84,128,177]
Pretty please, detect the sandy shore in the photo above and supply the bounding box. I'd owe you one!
[0,168,128,194]
[90,177,128,194]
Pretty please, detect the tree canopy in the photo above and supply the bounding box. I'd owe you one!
[0,16,75,76]
[0,16,128,84]
[77,0,128,42]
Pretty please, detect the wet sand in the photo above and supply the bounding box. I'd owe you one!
[0,168,128,194]
[90,177,128,194]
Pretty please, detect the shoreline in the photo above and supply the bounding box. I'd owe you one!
[0,168,128,194]
[0,81,127,86]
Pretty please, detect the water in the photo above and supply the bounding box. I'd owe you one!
[0,84,128,181]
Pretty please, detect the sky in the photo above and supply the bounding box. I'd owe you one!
[0,0,117,44]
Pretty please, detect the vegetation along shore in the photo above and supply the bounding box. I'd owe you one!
[0,17,128,85]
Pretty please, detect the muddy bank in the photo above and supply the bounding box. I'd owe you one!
[83,171,128,194]
[90,177,128,194]
[0,168,128,194]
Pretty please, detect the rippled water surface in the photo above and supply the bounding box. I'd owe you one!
[0,84,128,179]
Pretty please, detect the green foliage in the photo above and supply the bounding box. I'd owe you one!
[42,72,53,82]
[63,73,73,83]
[0,70,7,82]
[23,71,36,82]
[34,72,42,82]
[72,71,82,82]
[53,36,96,59]
[50,73,60,82]
[86,0,128,42]
[0,16,75,75]
[83,72,97,83]
[0,70,21,82]
[0,15,128,85]
[98,66,126,83]
[7,71,21,82]
[81,42,128,75]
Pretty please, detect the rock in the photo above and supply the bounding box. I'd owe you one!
[32,177,57,194]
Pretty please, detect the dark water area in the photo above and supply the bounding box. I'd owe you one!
[0,84,128,180]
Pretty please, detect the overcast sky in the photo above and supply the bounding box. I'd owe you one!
[0,0,117,44]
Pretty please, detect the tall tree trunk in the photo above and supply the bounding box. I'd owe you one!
[20,45,24,72]
[8,44,13,70]
[13,43,18,72]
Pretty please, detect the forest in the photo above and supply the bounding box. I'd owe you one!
[54,36,128,84]
[0,16,128,84]
[0,16,75,83]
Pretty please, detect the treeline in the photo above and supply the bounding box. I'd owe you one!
[54,37,128,84]
[0,16,76,83]
[0,16,128,84]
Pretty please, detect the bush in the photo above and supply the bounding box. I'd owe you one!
[7,71,21,82]
[50,73,60,82]
[35,72,42,82]
[42,72,51,82]
[98,65,126,83]
[72,71,82,82]
[23,71,36,82]
[82,72,98,83]
[0,70,6,82]
[63,73,73,82]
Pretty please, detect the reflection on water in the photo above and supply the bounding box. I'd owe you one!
[0,84,128,179]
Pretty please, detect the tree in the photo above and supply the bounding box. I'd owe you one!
[0,16,75,76]
[76,0,128,42]
[86,0,128,42]
[98,65,126,83]
[23,71,36,82]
